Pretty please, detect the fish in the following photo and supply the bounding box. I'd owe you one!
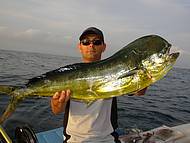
[0,35,179,124]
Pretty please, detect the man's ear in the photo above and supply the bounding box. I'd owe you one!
[77,43,82,53]
[102,43,106,52]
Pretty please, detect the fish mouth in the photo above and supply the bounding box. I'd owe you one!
[164,43,178,55]
[166,45,180,63]
[169,52,180,63]
[166,44,180,55]
[158,44,180,67]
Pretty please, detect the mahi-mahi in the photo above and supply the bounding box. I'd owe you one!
[0,35,179,124]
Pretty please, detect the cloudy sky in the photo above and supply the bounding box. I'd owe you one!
[0,0,190,68]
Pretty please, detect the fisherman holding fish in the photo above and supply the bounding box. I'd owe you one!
[0,26,179,141]
[50,27,147,143]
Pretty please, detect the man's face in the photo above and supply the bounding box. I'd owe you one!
[78,34,106,62]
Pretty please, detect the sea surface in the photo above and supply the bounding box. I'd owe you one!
[0,49,190,140]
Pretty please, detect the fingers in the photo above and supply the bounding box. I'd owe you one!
[51,89,71,114]
[65,89,71,102]
[58,90,67,102]
[59,90,71,102]
[135,87,148,96]
[52,91,60,99]
[52,89,71,103]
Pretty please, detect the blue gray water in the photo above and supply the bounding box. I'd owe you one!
[0,49,190,139]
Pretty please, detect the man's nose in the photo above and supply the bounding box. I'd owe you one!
[89,43,95,49]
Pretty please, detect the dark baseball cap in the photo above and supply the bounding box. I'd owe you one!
[79,27,104,42]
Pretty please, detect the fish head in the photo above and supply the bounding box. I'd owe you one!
[113,35,173,68]
[105,35,180,93]
[119,35,179,76]
[140,36,180,82]
[141,35,172,56]
[116,35,179,77]
[126,35,172,61]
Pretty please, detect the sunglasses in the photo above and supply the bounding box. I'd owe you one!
[81,39,103,46]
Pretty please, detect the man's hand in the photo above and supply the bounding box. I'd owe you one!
[134,87,148,96]
[51,89,71,115]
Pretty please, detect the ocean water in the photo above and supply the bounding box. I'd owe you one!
[0,49,190,139]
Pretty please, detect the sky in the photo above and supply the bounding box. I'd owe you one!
[0,0,190,68]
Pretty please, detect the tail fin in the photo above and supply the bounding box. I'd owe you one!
[0,85,16,95]
[0,96,19,124]
[0,85,21,124]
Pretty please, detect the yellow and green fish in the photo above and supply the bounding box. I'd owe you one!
[0,35,179,124]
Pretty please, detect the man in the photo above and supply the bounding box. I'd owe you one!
[51,27,147,143]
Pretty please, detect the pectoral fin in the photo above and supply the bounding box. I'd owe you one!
[117,69,138,79]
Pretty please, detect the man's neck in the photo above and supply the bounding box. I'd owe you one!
[83,59,100,63]
[83,58,101,63]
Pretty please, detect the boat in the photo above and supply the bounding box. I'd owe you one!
[118,123,190,143]
[1,123,190,143]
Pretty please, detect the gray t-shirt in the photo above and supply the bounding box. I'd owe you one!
[66,98,115,143]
